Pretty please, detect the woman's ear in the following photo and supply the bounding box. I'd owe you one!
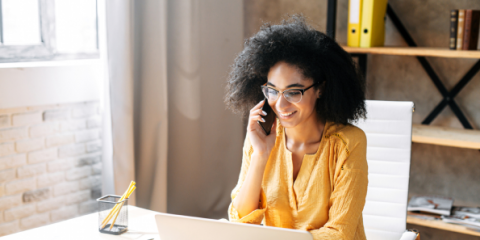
[317,82,326,98]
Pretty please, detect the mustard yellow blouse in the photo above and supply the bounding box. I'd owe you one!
[228,120,368,240]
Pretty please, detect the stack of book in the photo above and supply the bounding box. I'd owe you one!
[450,10,480,50]
[407,196,480,230]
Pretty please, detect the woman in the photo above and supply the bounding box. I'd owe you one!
[224,16,368,240]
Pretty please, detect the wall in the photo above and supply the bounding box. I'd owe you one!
[0,101,102,236]
[244,0,480,239]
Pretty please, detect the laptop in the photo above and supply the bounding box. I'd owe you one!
[155,212,313,240]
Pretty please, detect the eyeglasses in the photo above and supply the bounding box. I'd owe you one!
[261,83,317,103]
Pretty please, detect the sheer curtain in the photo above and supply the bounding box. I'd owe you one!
[133,0,168,212]
[102,0,138,205]
[102,0,243,217]
[165,0,244,219]
[102,0,168,210]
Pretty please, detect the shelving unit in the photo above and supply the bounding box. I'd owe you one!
[412,124,480,149]
[407,216,480,237]
[341,44,480,151]
[327,0,480,237]
[342,45,480,59]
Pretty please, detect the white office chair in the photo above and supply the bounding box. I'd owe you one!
[352,100,417,240]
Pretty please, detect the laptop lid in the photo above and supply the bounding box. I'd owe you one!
[155,213,313,240]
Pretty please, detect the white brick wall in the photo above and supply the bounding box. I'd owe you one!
[0,155,27,172]
[28,148,57,164]
[50,205,78,222]
[75,129,100,143]
[12,112,42,127]
[15,138,44,153]
[4,204,36,221]
[60,120,86,132]
[45,134,75,147]
[0,143,15,157]
[37,196,64,213]
[58,144,85,158]
[5,178,36,194]
[0,115,9,128]
[43,110,70,122]
[0,220,20,237]
[0,128,28,142]
[86,140,102,153]
[17,163,46,178]
[0,195,22,211]
[87,117,101,129]
[0,169,15,183]
[72,104,97,119]
[65,166,91,181]
[79,200,97,215]
[54,181,80,196]
[20,213,50,230]
[0,101,102,237]
[47,159,74,173]
[65,190,90,205]
[80,175,101,190]
[37,172,64,188]
[29,123,59,138]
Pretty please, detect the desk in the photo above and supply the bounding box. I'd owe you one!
[0,206,160,240]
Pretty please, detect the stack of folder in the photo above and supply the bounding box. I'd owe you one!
[347,0,388,48]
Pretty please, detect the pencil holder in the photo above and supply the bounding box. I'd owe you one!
[97,195,129,235]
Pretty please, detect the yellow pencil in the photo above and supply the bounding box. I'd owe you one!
[101,181,134,224]
[108,202,125,230]
[101,181,135,228]
[109,186,136,230]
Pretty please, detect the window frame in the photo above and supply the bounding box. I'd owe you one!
[0,0,99,63]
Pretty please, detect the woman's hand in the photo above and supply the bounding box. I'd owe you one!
[247,100,277,159]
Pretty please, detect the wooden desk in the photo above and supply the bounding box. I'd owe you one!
[0,206,160,240]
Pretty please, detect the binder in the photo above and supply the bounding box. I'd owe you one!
[359,0,388,48]
[347,0,363,47]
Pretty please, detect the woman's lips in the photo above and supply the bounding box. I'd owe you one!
[278,111,297,119]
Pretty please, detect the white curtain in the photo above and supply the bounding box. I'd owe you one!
[166,0,244,219]
[102,0,138,205]
[133,0,168,212]
[102,0,244,217]
[98,0,116,199]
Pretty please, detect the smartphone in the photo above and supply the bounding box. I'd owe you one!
[258,98,276,135]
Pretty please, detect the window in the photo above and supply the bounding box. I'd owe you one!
[0,0,99,63]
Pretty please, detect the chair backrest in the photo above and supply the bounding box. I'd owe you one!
[352,100,414,240]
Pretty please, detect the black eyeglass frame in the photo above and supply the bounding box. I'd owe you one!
[261,82,318,103]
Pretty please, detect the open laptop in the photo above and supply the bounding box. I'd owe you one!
[155,213,313,240]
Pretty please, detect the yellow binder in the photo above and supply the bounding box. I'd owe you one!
[347,0,363,47]
[359,0,388,48]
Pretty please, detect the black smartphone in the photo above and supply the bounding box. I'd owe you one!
[258,98,276,135]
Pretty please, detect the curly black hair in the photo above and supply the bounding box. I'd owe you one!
[224,15,366,125]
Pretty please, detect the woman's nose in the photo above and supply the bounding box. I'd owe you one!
[276,93,290,111]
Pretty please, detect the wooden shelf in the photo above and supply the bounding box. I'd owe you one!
[407,216,480,237]
[341,45,480,59]
[412,124,480,149]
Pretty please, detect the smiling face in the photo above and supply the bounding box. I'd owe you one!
[266,61,321,128]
